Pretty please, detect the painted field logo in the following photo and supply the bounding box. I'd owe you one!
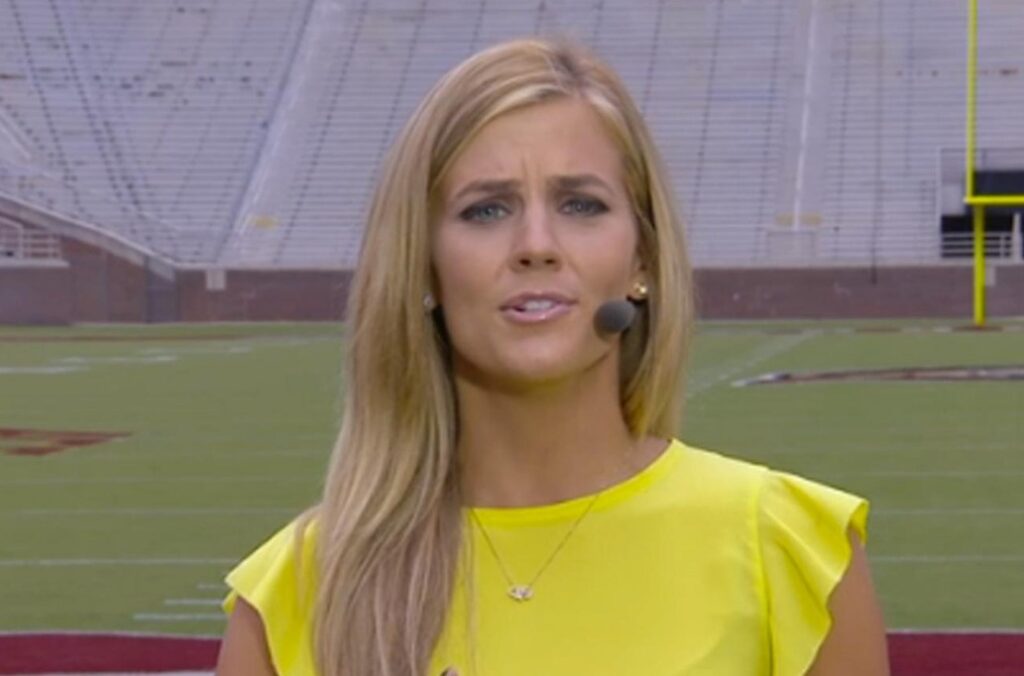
[0,428,131,456]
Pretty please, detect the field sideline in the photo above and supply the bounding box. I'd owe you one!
[1,319,1022,672]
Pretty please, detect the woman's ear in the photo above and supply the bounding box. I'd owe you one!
[627,253,649,301]
[423,292,438,313]
[426,266,441,308]
[628,278,649,302]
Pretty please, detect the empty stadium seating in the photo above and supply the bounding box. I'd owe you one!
[0,0,1021,269]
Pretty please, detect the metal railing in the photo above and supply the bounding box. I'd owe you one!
[941,231,1019,259]
[0,221,62,260]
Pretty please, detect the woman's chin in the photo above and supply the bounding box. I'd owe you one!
[490,349,610,392]
[502,363,575,388]
[454,354,572,392]
[452,336,614,392]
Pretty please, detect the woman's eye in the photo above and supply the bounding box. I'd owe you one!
[561,197,608,216]
[459,202,509,223]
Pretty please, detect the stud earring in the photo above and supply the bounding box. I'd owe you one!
[630,280,649,301]
[423,292,437,313]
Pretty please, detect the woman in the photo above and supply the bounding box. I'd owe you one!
[216,37,889,675]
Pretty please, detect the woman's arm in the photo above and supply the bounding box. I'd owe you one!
[806,528,890,675]
[215,596,278,676]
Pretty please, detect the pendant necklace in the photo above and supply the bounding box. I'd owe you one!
[469,489,606,602]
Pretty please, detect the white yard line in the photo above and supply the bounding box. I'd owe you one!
[766,444,1016,456]
[0,629,222,638]
[688,332,816,399]
[0,476,316,486]
[14,508,298,516]
[109,448,327,459]
[873,555,1024,564]
[133,613,224,622]
[0,365,86,375]
[56,355,178,366]
[164,599,223,607]
[874,508,1024,516]
[848,470,1024,478]
[0,558,233,568]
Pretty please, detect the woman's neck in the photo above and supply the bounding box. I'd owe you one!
[454,355,660,509]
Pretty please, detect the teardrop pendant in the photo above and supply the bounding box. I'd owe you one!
[508,585,533,602]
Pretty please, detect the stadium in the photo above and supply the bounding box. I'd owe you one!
[1,0,1022,674]
[2,0,1023,323]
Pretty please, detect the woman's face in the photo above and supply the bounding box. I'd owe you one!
[432,97,644,390]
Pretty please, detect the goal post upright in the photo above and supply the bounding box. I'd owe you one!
[965,0,1024,327]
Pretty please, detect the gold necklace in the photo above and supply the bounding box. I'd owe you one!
[469,489,606,602]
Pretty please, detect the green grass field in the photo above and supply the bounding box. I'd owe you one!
[1,320,1022,637]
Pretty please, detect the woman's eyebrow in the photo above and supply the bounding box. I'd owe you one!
[452,178,520,201]
[549,173,614,193]
[452,174,613,201]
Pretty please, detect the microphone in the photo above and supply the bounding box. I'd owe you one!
[594,299,636,334]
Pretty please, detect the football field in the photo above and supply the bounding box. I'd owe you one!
[1,319,1022,640]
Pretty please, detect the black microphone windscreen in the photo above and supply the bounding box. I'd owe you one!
[594,299,636,334]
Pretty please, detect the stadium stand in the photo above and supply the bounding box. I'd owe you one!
[0,0,1022,321]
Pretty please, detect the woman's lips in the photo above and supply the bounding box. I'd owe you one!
[501,301,573,324]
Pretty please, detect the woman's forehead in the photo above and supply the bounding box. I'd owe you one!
[441,98,625,198]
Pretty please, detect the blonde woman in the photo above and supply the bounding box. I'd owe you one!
[216,37,889,676]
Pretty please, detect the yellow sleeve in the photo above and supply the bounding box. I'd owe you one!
[758,470,869,676]
[222,518,318,676]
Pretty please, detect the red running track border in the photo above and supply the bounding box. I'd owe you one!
[0,633,219,674]
[1,632,1022,674]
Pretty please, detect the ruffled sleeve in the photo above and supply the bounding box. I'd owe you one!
[222,518,318,676]
[758,470,869,676]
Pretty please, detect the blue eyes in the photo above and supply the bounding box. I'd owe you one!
[461,203,510,222]
[562,198,608,216]
[459,198,608,223]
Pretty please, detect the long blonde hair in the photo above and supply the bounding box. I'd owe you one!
[301,36,693,676]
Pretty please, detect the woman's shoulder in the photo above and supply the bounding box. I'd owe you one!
[223,512,320,602]
[668,439,771,508]
[672,439,867,520]
[674,440,770,479]
[221,511,321,675]
[672,441,871,676]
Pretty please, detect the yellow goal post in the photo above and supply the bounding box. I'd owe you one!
[965,0,1024,327]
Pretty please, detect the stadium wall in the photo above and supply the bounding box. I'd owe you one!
[176,269,350,322]
[2,223,1022,324]
[696,266,1024,319]
[0,256,353,325]
[0,231,149,324]
[0,217,354,324]
[61,237,150,322]
[0,263,71,324]
[4,251,1024,325]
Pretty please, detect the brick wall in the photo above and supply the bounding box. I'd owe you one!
[695,266,1024,319]
[176,269,351,321]
[60,238,148,322]
[3,238,1022,324]
[0,264,73,324]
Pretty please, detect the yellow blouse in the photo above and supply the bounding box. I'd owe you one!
[223,440,868,675]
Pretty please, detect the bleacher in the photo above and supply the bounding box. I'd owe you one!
[0,0,312,263]
[0,0,1021,269]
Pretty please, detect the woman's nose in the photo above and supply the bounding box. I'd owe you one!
[511,205,561,270]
